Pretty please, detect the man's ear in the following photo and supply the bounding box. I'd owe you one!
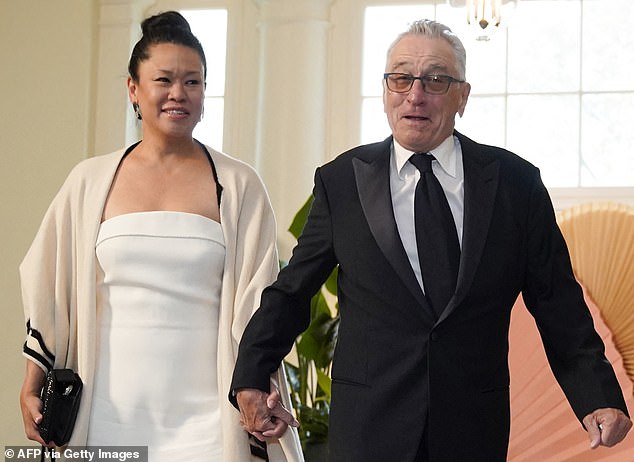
[457,82,471,118]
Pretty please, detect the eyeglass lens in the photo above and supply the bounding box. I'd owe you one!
[386,75,451,94]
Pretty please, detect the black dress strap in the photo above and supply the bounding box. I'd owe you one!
[196,140,223,208]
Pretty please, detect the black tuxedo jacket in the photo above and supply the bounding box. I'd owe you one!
[231,131,628,461]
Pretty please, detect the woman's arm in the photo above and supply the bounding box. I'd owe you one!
[19,360,52,446]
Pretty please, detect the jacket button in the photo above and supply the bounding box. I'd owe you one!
[430,332,438,342]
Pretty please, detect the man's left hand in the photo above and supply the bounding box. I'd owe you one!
[236,387,299,441]
[583,408,632,448]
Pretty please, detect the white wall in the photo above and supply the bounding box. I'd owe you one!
[0,0,97,445]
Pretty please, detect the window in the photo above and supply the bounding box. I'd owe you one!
[361,0,634,190]
[361,4,435,143]
[180,9,227,149]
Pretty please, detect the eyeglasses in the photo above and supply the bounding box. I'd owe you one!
[383,73,465,95]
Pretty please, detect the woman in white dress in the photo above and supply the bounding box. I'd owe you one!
[19,11,303,462]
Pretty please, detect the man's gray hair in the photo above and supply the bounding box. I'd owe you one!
[386,19,467,80]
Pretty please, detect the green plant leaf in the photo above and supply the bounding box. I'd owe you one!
[296,313,328,361]
[310,290,331,320]
[285,194,340,450]
[297,312,339,369]
[315,368,332,399]
[324,266,338,295]
[297,404,329,448]
[284,362,300,395]
[288,196,314,239]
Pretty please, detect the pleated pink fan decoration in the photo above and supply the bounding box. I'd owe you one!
[507,202,634,461]
[557,202,634,390]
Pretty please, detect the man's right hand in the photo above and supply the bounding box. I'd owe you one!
[236,387,299,441]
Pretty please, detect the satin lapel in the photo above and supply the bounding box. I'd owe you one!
[437,132,500,324]
[352,138,431,319]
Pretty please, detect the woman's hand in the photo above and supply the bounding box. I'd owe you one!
[236,386,299,442]
[19,361,53,447]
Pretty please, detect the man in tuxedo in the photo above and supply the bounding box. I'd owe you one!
[230,19,631,461]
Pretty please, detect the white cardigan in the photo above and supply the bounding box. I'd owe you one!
[20,145,303,462]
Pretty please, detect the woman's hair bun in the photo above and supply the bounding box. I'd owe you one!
[141,11,192,37]
[128,10,206,82]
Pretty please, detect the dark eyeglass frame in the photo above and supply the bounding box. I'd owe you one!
[383,73,465,95]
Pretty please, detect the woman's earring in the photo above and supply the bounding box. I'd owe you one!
[133,102,142,120]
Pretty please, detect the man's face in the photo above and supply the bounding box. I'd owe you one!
[383,34,470,153]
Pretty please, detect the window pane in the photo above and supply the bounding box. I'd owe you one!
[180,9,227,151]
[461,35,509,95]
[181,9,227,96]
[507,1,581,93]
[455,96,506,147]
[582,0,634,92]
[436,3,509,95]
[507,94,579,187]
[581,93,634,186]
[362,5,435,97]
[361,97,390,145]
[194,97,224,149]
[359,2,634,190]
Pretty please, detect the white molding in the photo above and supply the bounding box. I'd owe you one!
[549,187,634,211]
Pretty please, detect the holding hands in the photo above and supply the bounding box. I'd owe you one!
[236,386,299,441]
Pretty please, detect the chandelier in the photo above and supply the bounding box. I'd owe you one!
[448,0,520,41]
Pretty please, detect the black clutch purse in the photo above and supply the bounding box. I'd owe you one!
[39,369,83,446]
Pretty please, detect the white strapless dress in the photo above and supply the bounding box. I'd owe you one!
[87,211,225,461]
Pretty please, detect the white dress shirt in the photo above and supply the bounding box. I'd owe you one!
[389,134,465,291]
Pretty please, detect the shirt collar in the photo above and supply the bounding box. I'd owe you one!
[393,134,457,179]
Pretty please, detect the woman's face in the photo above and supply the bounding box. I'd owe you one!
[128,43,205,141]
